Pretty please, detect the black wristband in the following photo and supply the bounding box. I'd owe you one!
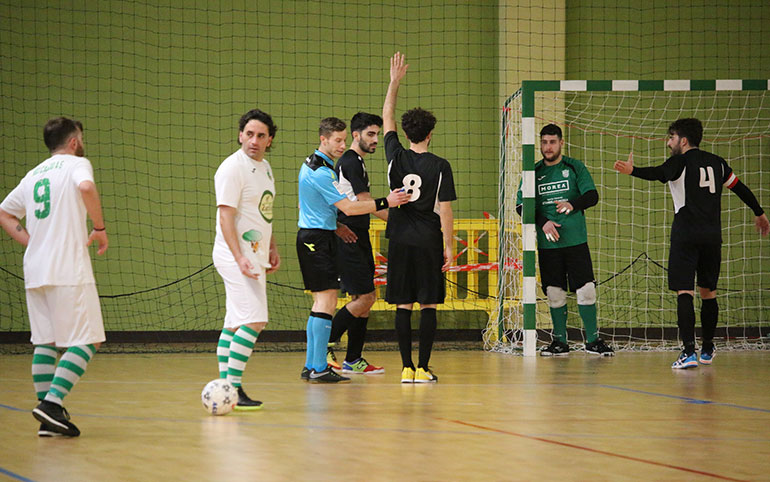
[374,197,389,211]
[93,227,106,231]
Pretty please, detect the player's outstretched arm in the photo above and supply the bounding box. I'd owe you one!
[615,152,672,182]
[383,52,409,134]
[335,189,409,216]
[356,191,388,221]
[0,208,29,246]
[613,152,634,175]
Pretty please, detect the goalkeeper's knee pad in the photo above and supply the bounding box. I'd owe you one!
[576,282,596,305]
[546,286,567,308]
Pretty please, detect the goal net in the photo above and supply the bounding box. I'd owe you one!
[484,80,770,354]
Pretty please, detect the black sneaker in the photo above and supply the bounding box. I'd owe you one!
[301,366,311,381]
[234,386,263,411]
[540,340,570,356]
[585,338,615,356]
[32,400,80,437]
[38,423,63,437]
[308,366,351,384]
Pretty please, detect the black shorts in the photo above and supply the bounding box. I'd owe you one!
[538,242,595,293]
[296,229,339,292]
[337,226,376,295]
[385,239,445,305]
[668,241,721,291]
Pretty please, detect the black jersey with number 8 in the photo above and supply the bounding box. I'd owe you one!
[384,131,457,247]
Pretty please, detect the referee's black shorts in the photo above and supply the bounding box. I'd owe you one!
[538,242,595,293]
[668,240,721,291]
[337,225,376,295]
[385,239,445,305]
[296,228,339,292]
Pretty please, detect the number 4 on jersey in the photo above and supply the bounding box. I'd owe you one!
[699,166,716,194]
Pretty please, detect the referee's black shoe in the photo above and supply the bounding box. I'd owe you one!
[540,340,570,356]
[234,386,263,411]
[32,400,80,437]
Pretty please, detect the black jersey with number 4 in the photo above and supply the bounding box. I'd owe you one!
[384,131,457,247]
[632,148,737,244]
[335,149,372,230]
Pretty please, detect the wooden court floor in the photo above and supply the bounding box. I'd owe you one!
[1,349,769,481]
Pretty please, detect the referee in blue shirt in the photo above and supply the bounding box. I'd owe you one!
[297,117,409,383]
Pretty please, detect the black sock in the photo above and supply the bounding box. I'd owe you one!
[346,316,368,362]
[677,293,696,354]
[701,298,718,351]
[418,308,437,369]
[330,306,355,344]
[395,308,414,369]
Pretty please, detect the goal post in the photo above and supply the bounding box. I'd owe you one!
[485,79,770,355]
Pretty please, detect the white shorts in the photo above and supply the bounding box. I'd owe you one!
[214,260,269,329]
[26,284,106,347]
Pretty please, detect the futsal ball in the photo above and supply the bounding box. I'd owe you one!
[201,379,238,415]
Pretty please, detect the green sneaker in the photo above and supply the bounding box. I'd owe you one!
[326,347,341,370]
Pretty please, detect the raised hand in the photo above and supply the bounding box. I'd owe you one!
[390,52,409,84]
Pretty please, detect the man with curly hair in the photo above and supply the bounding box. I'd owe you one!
[382,53,457,383]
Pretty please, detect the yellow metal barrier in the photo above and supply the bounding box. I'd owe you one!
[336,218,498,314]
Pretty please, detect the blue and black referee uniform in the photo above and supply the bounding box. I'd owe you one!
[297,150,346,292]
[297,149,346,373]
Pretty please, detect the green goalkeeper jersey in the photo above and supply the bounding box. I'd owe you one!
[516,155,596,249]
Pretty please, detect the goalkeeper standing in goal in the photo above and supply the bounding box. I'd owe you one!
[213,109,281,410]
[614,118,769,369]
[516,124,614,356]
[0,117,108,437]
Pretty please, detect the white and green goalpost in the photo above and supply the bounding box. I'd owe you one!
[484,79,770,356]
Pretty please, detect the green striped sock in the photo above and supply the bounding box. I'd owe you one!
[217,329,234,379]
[227,325,259,388]
[32,345,58,400]
[44,345,96,406]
